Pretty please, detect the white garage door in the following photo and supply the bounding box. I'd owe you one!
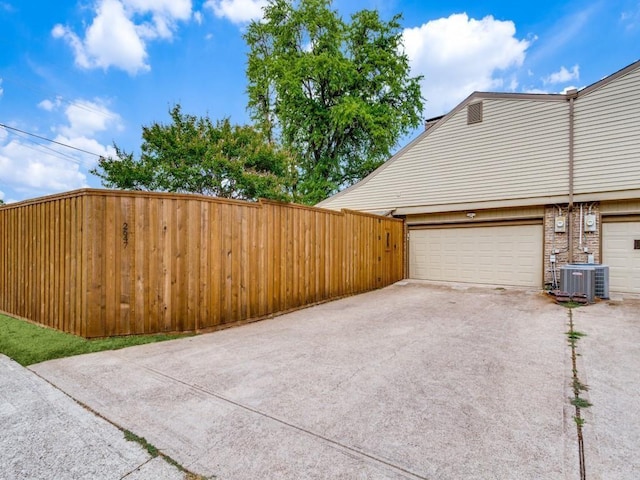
[409,223,543,287]
[602,220,640,294]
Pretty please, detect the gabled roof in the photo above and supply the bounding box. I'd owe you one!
[578,58,640,97]
[317,58,640,209]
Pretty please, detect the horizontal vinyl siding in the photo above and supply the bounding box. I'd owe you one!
[322,98,569,212]
[574,66,640,195]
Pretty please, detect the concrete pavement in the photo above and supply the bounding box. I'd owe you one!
[0,355,185,480]
[30,283,581,479]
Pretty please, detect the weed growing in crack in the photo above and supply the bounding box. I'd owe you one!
[567,330,587,347]
[124,430,158,457]
[123,430,211,479]
[567,307,589,480]
[571,397,593,409]
[562,301,583,309]
[567,330,587,339]
[572,378,590,392]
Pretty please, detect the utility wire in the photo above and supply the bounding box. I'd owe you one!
[7,128,84,165]
[0,123,103,157]
[16,140,83,165]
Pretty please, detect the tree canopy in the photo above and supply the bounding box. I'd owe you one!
[245,0,423,204]
[91,105,294,201]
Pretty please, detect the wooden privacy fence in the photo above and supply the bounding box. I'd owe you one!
[0,189,404,337]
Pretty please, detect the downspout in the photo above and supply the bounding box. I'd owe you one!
[567,88,578,263]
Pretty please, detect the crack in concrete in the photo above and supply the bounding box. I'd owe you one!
[119,456,155,479]
[30,368,198,480]
[133,360,430,480]
[328,338,421,393]
[567,308,587,480]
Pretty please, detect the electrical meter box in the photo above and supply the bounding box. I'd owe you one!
[555,216,567,233]
[584,214,597,232]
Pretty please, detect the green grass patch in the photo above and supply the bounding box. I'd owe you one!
[0,313,188,366]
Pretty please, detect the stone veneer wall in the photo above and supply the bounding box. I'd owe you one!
[543,203,601,287]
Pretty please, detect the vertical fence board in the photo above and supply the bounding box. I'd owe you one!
[134,196,147,334]
[239,206,248,321]
[198,202,209,331]
[189,200,201,331]
[210,202,221,328]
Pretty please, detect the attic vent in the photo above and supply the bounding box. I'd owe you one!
[467,102,483,124]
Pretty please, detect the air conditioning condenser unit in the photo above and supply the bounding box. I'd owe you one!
[560,266,596,303]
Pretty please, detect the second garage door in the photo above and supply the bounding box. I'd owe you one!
[409,223,543,287]
[602,220,640,294]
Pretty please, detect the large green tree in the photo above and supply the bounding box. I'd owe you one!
[91,105,294,201]
[245,0,423,204]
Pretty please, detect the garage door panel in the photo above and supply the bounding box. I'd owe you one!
[603,221,640,294]
[409,224,543,287]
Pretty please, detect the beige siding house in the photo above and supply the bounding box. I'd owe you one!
[318,60,640,294]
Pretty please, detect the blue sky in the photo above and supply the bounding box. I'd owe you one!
[1,0,639,203]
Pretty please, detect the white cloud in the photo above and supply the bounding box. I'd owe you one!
[544,65,580,85]
[0,140,88,192]
[52,99,121,167]
[621,4,640,29]
[126,0,191,20]
[53,0,193,74]
[129,0,192,40]
[523,88,549,94]
[403,13,530,117]
[58,99,123,138]
[560,85,581,94]
[38,97,63,111]
[0,99,120,198]
[205,0,267,24]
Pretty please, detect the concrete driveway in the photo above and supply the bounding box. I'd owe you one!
[29,282,638,479]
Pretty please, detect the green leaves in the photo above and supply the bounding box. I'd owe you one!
[91,105,295,201]
[245,0,424,204]
[93,1,423,206]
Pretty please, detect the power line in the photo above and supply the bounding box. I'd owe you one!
[7,128,84,165]
[16,140,83,165]
[0,123,103,157]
